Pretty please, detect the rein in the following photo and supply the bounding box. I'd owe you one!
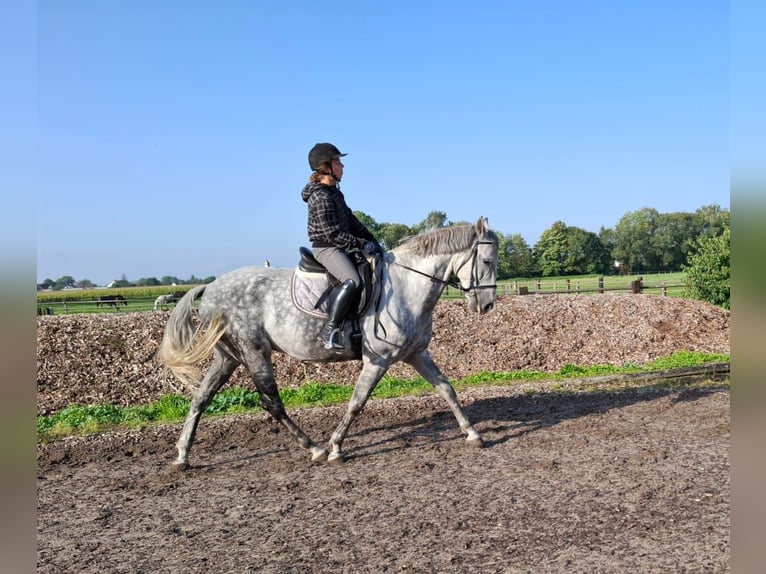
[390,239,497,295]
[371,238,496,349]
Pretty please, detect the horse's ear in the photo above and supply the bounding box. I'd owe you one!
[475,216,489,235]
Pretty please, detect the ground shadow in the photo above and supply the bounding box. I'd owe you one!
[339,383,729,461]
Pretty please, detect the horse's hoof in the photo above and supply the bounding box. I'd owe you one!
[170,460,190,472]
[466,435,485,448]
[327,452,346,465]
[310,448,328,463]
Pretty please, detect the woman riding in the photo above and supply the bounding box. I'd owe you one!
[301,142,383,349]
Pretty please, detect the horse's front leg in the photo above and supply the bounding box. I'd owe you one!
[327,362,389,464]
[405,350,484,447]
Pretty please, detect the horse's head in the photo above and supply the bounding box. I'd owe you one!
[393,218,499,314]
[454,217,498,315]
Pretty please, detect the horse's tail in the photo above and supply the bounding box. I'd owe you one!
[156,285,227,393]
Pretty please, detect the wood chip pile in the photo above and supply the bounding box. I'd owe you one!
[36,294,730,416]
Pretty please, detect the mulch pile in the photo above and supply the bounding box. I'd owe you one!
[36,294,730,416]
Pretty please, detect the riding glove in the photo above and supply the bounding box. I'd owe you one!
[362,241,384,258]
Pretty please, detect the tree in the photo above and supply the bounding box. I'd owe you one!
[76,279,95,289]
[613,206,730,274]
[377,223,411,250]
[598,226,619,274]
[683,226,730,308]
[612,207,661,273]
[534,221,569,276]
[352,211,381,236]
[649,212,698,272]
[533,222,610,277]
[136,277,161,286]
[566,227,611,275]
[411,211,449,234]
[53,275,77,290]
[694,204,730,239]
[497,233,535,278]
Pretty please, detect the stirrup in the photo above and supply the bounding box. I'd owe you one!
[322,327,343,350]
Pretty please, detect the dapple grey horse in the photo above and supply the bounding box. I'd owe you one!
[157,217,498,467]
[153,293,178,311]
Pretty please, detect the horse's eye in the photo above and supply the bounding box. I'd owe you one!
[483,259,493,267]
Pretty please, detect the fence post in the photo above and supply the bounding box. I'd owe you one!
[598,277,604,294]
[519,286,529,295]
[566,279,570,293]
[536,280,541,292]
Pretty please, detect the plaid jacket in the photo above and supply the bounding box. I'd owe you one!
[301,182,376,249]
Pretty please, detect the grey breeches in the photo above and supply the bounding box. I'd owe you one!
[312,247,361,288]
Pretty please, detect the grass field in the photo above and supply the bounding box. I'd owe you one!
[444,271,686,299]
[37,272,688,315]
[36,285,194,315]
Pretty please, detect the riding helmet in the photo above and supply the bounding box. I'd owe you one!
[308,143,347,171]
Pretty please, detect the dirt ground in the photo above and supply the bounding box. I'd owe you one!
[37,383,729,573]
[37,295,730,572]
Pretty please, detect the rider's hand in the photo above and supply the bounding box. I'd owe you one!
[362,241,384,258]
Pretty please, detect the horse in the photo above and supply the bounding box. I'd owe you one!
[153,293,178,311]
[157,217,498,468]
[95,294,128,308]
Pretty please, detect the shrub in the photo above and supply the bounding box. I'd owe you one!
[683,226,730,309]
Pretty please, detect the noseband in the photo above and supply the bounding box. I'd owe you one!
[392,239,497,295]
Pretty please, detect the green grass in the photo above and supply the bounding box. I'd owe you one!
[36,286,195,315]
[440,271,688,299]
[506,271,686,295]
[39,272,692,315]
[37,350,729,442]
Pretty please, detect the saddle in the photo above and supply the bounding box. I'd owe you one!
[291,247,380,353]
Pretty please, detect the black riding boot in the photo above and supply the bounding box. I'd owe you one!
[320,279,358,350]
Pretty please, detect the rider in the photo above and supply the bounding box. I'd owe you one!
[301,143,384,349]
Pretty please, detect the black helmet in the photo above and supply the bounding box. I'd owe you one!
[308,143,347,171]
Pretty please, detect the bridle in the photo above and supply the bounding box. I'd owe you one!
[370,238,497,348]
[390,239,497,296]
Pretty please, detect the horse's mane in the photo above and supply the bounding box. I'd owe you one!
[394,224,497,257]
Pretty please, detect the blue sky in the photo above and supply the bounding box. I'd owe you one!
[34,1,730,286]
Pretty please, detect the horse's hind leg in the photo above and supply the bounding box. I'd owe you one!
[242,348,328,462]
[406,350,484,447]
[173,349,239,470]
